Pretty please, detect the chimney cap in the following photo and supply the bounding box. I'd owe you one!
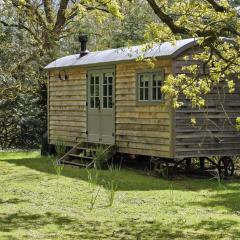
[78,34,89,57]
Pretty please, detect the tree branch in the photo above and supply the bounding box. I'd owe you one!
[11,0,47,28]
[146,0,189,35]
[0,20,41,44]
[205,0,227,12]
[43,0,54,23]
[55,0,70,31]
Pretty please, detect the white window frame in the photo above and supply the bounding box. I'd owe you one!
[137,71,164,103]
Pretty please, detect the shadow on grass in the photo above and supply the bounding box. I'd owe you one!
[0,211,239,239]
[190,190,240,213]
[3,156,240,192]
[0,212,76,235]
[0,198,28,205]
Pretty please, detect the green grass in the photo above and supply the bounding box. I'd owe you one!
[0,152,240,240]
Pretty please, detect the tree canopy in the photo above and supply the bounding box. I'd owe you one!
[144,0,240,108]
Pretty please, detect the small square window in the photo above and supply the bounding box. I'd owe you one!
[138,71,163,103]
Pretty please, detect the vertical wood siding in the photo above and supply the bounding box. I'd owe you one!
[173,48,240,158]
[48,68,87,146]
[115,61,173,158]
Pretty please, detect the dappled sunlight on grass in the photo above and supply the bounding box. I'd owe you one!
[0,151,240,239]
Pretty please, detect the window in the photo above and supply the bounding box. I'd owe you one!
[139,74,149,101]
[137,71,163,102]
[103,73,113,108]
[89,71,114,109]
[90,74,100,108]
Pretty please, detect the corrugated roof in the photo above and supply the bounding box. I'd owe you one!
[45,38,197,70]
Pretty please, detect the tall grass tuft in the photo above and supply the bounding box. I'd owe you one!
[51,158,64,177]
[93,145,108,169]
[108,163,121,172]
[104,179,118,207]
[208,169,226,190]
[169,183,175,205]
[87,169,101,210]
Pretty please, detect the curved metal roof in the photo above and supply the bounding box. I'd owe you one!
[45,38,197,70]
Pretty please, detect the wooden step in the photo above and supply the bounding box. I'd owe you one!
[58,142,117,168]
[69,154,94,160]
[61,160,93,168]
[76,147,97,152]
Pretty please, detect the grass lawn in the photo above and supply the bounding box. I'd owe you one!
[0,152,240,240]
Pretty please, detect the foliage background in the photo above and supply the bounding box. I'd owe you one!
[0,0,154,149]
[1,0,240,149]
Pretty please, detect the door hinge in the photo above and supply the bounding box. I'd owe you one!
[112,133,115,137]
[86,101,88,106]
[86,130,88,135]
[86,73,88,78]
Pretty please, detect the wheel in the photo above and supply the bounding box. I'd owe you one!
[218,156,234,177]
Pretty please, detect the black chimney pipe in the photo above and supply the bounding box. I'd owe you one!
[79,34,89,57]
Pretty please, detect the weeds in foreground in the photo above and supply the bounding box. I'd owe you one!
[87,167,119,208]
[104,179,118,207]
[94,146,108,169]
[108,163,121,172]
[208,169,226,190]
[51,158,64,177]
[87,169,101,210]
[169,183,175,205]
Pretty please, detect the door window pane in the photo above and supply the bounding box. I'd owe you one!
[95,76,99,84]
[89,74,100,108]
[95,97,100,108]
[102,73,114,109]
[109,97,112,108]
[90,97,94,108]
[103,97,107,108]
[90,85,94,96]
[90,75,94,85]
[95,85,99,96]
[103,85,107,96]
[108,84,112,96]
[103,76,107,85]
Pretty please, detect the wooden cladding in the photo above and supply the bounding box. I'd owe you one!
[48,68,87,145]
[173,47,240,158]
[115,61,173,158]
[48,60,173,158]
